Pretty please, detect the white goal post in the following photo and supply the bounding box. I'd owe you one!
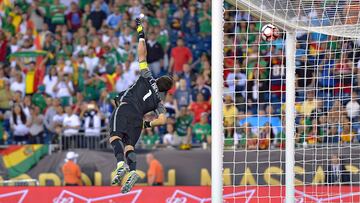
[213,0,360,202]
[211,0,224,202]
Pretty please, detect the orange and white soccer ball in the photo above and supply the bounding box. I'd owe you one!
[261,24,279,42]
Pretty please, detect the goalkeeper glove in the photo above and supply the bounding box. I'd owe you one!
[136,17,145,39]
[143,121,152,128]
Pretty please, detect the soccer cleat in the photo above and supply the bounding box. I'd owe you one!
[121,171,140,194]
[135,17,145,39]
[111,161,129,185]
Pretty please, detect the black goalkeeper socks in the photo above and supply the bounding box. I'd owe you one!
[136,18,145,39]
[111,140,124,163]
[125,150,137,171]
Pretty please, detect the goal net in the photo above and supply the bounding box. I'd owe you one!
[215,0,360,202]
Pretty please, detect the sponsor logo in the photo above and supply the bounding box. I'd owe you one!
[53,189,142,203]
[0,186,359,203]
[0,189,28,203]
[166,189,256,203]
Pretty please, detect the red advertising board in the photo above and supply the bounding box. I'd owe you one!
[0,186,359,203]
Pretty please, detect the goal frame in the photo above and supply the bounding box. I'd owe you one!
[211,1,298,202]
[211,0,224,202]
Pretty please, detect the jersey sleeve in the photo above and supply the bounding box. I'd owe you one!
[139,59,153,78]
[140,68,152,78]
[154,102,166,115]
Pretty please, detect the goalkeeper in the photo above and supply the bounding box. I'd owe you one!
[109,16,173,194]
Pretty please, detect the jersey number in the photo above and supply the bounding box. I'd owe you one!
[143,90,152,101]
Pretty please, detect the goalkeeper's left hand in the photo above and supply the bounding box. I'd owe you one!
[143,121,152,128]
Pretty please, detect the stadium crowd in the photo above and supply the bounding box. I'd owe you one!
[2,1,358,150]
[223,3,360,149]
[0,0,212,149]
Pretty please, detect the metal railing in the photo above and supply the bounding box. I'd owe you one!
[0,179,39,186]
[58,131,111,151]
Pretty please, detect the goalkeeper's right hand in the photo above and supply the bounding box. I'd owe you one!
[143,121,151,128]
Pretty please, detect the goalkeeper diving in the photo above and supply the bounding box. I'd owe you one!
[109,16,173,193]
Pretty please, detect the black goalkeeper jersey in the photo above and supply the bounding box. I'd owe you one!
[114,69,166,118]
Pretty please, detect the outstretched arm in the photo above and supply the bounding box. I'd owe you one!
[144,103,167,128]
[147,113,167,127]
[136,17,149,72]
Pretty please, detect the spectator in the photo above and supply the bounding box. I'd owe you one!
[0,31,8,62]
[10,71,26,97]
[74,38,89,56]
[328,100,346,124]
[62,151,82,186]
[16,59,45,96]
[295,90,322,117]
[84,48,99,76]
[341,122,354,143]
[53,73,74,106]
[122,60,137,86]
[169,38,192,74]
[141,128,160,149]
[106,6,122,29]
[306,119,323,145]
[325,154,350,184]
[50,0,66,29]
[0,80,12,112]
[192,74,211,101]
[223,95,238,138]
[189,93,211,123]
[119,26,133,45]
[164,93,177,122]
[29,106,44,144]
[243,123,258,150]
[43,98,57,143]
[53,105,65,135]
[192,112,211,145]
[226,65,246,97]
[146,153,164,186]
[198,0,211,36]
[98,90,112,121]
[345,92,360,121]
[182,4,200,36]
[146,32,164,77]
[82,4,91,25]
[62,106,80,137]
[163,123,176,147]
[22,96,32,119]
[174,79,191,109]
[66,2,83,32]
[325,125,340,143]
[43,66,58,98]
[175,107,193,145]
[10,104,30,144]
[179,63,196,89]
[258,123,274,149]
[81,102,102,149]
[89,1,107,30]
[128,0,142,19]
[62,106,81,149]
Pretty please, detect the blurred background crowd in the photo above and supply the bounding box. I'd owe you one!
[223,2,360,149]
[2,0,358,151]
[0,0,211,149]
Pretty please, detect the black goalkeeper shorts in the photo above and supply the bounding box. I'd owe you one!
[109,103,143,146]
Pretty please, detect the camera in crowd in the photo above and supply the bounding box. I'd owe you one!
[83,104,98,117]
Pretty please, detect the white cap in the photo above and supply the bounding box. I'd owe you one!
[65,151,79,162]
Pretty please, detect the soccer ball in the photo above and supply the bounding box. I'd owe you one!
[261,24,279,42]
